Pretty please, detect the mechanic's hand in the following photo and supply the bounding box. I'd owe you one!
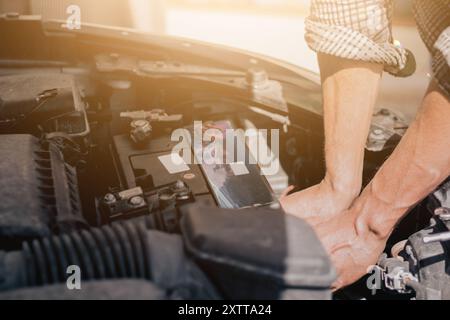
[310,208,388,291]
[280,180,357,226]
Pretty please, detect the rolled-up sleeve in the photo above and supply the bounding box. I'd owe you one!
[433,28,450,97]
[413,0,450,97]
[305,0,409,76]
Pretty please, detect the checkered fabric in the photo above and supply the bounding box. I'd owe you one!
[305,0,450,96]
[413,0,450,96]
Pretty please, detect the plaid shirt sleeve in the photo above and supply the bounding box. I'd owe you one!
[413,0,450,97]
[305,0,450,97]
[305,0,409,76]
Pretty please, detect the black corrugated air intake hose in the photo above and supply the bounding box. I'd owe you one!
[0,219,219,299]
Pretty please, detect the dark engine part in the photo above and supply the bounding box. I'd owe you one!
[98,180,197,233]
[0,219,219,300]
[0,204,334,300]
[113,133,211,196]
[100,187,150,223]
[402,207,450,300]
[181,204,336,300]
[105,131,215,227]
[0,280,167,300]
[374,182,450,300]
[0,74,89,136]
[111,119,276,218]
[0,74,71,122]
[0,135,87,249]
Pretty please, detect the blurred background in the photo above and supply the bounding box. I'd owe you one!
[0,0,432,120]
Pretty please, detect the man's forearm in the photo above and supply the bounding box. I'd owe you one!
[355,81,450,238]
[319,54,383,202]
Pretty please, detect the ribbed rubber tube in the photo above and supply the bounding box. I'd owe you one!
[21,220,152,286]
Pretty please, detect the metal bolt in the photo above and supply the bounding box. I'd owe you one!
[172,180,190,201]
[129,196,145,207]
[246,68,269,90]
[423,232,450,244]
[104,193,116,204]
[374,129,384,136]
[132,120,149,128]
[434,207,450,221]
[130,119,152,144]
[370,128,384,138]
[175,180,185,190]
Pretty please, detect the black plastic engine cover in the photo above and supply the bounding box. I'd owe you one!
[0,74,74,122]
[180,204,336,300]
[0,135,85,249]
[0,135,51,247]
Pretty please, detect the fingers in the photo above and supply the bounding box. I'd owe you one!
[279,185,295,199]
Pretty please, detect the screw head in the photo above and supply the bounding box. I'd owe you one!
[130,120,152,144]
[131,120,150,129]
[104,193,116,204]
[129,196,145,206]
[374,129,384,135]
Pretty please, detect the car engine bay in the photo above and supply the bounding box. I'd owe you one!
[0,15,449,300]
